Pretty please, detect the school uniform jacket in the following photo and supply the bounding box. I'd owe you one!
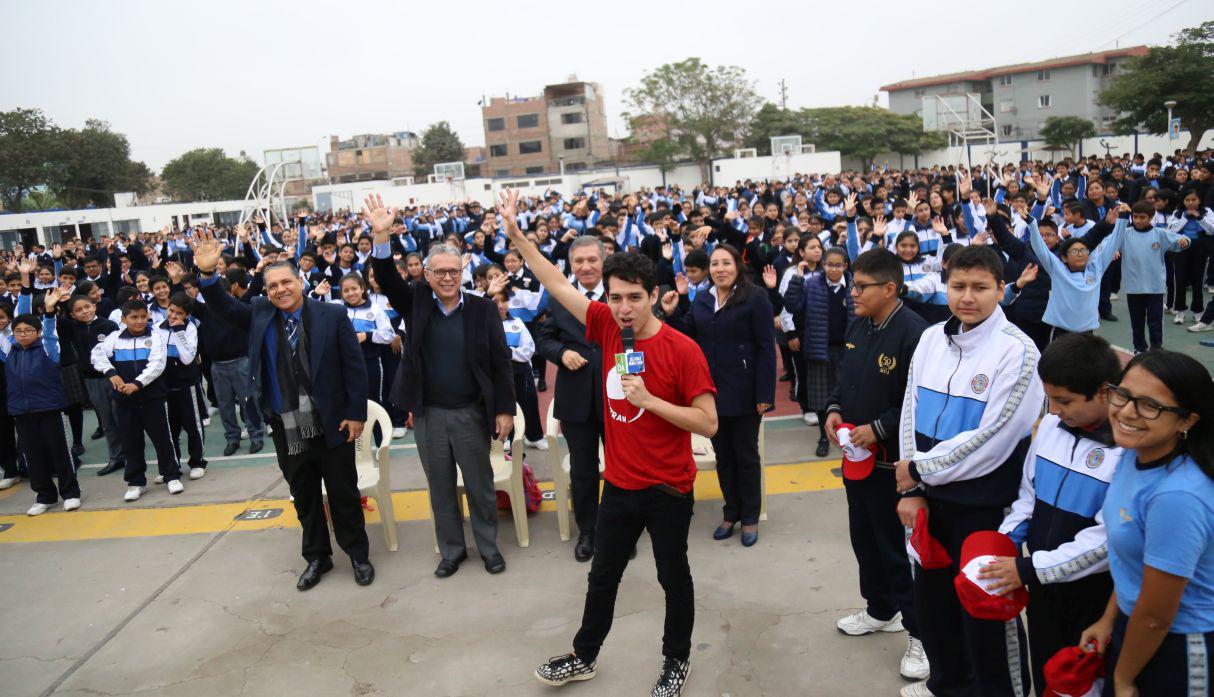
[999,414,1121,587]
[157,321,201,390]
[91,328,168,404]
[899,306,1045,508]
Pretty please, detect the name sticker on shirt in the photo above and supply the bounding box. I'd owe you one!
[614,351,645,375]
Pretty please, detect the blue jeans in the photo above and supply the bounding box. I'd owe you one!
[210,357,263,445]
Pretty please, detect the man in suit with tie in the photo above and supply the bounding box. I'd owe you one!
[191,229,374,591]
[537,236,606,562]
[362,194,516,579]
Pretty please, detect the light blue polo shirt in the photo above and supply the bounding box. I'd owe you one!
[1104,450,1214,633]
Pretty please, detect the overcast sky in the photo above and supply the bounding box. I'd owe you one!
[3,0,1206,171]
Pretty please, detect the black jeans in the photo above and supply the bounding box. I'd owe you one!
[573,482,695,663]
[844,469,919,638]
[712,413,762,525]
[1126,293,1164,353]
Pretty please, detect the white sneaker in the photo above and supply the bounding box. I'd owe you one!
[900,636,929,680]
[201,418,211,427]
[124,486,146,502]
[0,477,20,490]
[1175,312,1187,325]
[1189,322,1214,333]
[391,427,407,439]
[27,502,52,516]
[836,609,903,636]
[525,438,549,451]
[265,424,273,436]
[63,498,82,512]
[189,467,206,480]
[900,681,933,697]
[1167,306,1178,315]
[1109,293,1119,301]
[802,412,819,426]
[153,475,164,484]
[240,429,249,440]
[167,479,184,495]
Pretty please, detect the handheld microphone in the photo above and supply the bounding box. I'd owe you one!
[617,327,645,375]
[621,327,635,353]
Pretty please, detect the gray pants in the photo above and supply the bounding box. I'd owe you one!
[85,377,123,465]
[210,357,264,445]
[415,403,499,562]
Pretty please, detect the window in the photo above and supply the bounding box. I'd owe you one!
[495,169,509,177]
[1037,94,1052,108]
[998,99,1014,113]
[565,162,587,172]
[561,112,584,124]
[1093,64,1115,77]
[1001,124,1014,136]
[518,140,542,154]
[489,144,508,157]
[1036,69,1050,82]
[563,137,586,150]
[998,75,1013,86]
[517,114,539,129]
[525,166,544,174]
[913,89,926,98]
[486,117,505,132]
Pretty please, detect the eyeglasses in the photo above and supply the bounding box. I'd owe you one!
[1104,383,1190,420]
[428,269,461,279]
[1067,248,1090,257]
[850,281,890,294]
[12,327,37,335]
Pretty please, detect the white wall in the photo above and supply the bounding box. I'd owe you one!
[0,200,251,247]
[712,151,843,187]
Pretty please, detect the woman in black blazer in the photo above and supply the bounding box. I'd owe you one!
[662,243,776,546]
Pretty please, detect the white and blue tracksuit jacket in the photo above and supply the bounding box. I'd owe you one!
[502,317,535,364]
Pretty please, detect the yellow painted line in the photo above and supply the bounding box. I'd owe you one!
[0,460,843,544]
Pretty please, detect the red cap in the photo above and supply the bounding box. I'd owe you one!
[837,423,876,480]
[1043,646,1104,697]
[953,531,1029,621]
[909,507,953,570]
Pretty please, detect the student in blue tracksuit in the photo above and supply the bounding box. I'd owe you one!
[1117,201,1190,353]
[1028,213,1125,339]
[1081,351,1214,697]
[895,245,1045,697]
[337,274,395,413]
[6,289,81,515]
[92,299,181,502]
[981,333,1123,695]
[160,293,208,481]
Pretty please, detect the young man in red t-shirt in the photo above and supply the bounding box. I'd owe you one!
[497,189,717,697]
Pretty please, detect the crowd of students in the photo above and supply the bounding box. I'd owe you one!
[2,146,1214,696]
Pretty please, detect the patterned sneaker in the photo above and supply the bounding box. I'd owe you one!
[651,657,690,697]
[534,653,596,687]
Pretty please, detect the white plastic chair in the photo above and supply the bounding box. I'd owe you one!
[692,418,768,521]
[430,405,530,552]
[548,400,605,542]
[323,400,398,551]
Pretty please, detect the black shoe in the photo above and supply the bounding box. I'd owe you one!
[483,553,506,574]
[535,653,597,687]
[90,427,104,441]
[652,657,691,697]
[778,372,793,382]
[435,551,468,578]
[1100,313,1119,322]
[296,557,333,591]
[574,534,594,562]
[71,443,85,458]
[96,461,123,477]
[815,438,830,458]
[352,559,375,586]
[223,442,239,457]
[537,378,548,392]
[249,440,264,454]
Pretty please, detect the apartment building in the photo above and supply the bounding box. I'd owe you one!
[881,47,1148,141]
[482,77,610,177]
[326,131,420,184]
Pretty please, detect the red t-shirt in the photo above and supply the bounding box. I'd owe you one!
[584,302,716,493]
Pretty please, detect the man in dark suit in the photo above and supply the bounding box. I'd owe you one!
[362,194,516,579]
[191,226,374,592]
[537,236,606,562]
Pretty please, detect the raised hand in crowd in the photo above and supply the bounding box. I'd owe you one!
[187,226,225,274]
[843,193,857,218]
[762,265,778,290]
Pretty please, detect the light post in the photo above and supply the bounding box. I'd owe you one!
[1165,100,1177,143]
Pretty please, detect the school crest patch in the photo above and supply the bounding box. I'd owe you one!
[970,374,989,394]
[877,353,896,375]
[1086,448,1105,469]
[143,338,154,348]
[1151,242,1160,251]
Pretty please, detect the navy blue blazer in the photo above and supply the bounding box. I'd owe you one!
[668,285,777,418]
[200,279,368,449]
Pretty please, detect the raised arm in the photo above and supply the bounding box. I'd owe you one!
[362,194,416,317]
[499,188,591,325]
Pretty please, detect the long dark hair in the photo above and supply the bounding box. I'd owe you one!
[708,243,753,309]
[1121,350,1214,478]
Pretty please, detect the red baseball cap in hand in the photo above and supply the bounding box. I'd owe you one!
[953,531,1029,621]
[837,423,875,480]
[1043,645,1103,697]
[908,507,952,570]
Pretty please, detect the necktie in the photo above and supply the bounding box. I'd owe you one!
[285,316,299,351]
[585,290,596,301]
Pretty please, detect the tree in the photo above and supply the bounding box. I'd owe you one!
[21,189,64,212]
[412,121,466,176]
[161,148,261,202]
[1039,116,1097,158]
[802,107,946,170]
[625,58,763,181]
[1099,21,1214,154]
[58,119,152,208]
[0,108,60,212]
